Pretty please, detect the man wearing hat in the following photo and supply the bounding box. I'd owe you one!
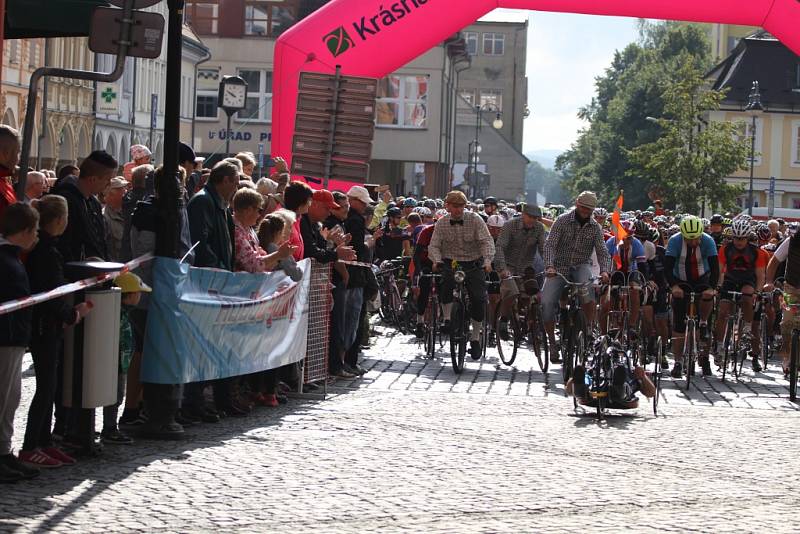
[340,186,374,359]
[429,190,495,360]
[541,191,611,360]
[103,176,129,262]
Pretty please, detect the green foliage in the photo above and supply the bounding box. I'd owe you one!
[556,21,713,209]
[525,160,568,204]
[626,58,750,213]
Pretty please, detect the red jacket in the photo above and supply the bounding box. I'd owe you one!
[0,165,17,222]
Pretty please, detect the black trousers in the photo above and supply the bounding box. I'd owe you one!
[440,260,487,322]
[22,334,62,450]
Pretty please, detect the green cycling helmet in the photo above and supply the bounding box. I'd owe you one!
[679,215,704,239]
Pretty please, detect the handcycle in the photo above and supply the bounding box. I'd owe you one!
[495,272,549,370]
[603,270,647,355]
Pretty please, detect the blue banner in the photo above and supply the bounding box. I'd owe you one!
[141,257,311,384]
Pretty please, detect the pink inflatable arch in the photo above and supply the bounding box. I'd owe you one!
[273,0,800,168]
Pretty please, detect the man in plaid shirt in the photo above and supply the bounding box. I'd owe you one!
[429,190,495,359]
[542,191,611,360]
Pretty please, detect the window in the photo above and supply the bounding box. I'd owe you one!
[7,40,18,64]
[459,90,475,106]
[244,1,297,37]
[27,41,37,68]
[196,92,218,119]
[734,117,763,165]
[236,69,273,123]
[479,89,503,111]
[464,32,478,56]
[376,75,429,129]
[793,198,800,210]
[482,33,505,56]
[791,120,800,167]
[185,1,219,35]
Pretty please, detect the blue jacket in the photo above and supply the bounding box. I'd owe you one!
[187,184,233,270]
[0,237,32,347]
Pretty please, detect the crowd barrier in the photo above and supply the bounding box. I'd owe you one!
[300,259,333,393]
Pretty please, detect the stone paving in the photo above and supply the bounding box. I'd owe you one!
[2,325,800,533]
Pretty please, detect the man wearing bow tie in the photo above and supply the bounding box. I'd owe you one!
[429,190,496,359]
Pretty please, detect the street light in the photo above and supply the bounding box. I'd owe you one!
[468,103,503,198]
[745,80,763,216]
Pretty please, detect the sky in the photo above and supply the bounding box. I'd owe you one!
[483,9,642,156]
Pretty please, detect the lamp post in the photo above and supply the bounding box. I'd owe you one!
[468,103,503,198]
[745,80,763,216]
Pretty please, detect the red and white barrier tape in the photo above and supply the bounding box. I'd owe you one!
[0,253,155,316]
[339,260,374,269]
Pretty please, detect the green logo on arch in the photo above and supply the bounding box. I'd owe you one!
[323,26,355,58]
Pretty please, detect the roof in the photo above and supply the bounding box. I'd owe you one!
[708,34,800,110]
[477,9,529,25]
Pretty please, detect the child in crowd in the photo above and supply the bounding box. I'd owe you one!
[101,272,151,445]
[0,203,43,482]
[260,212,302,282]
[20,195,91,469]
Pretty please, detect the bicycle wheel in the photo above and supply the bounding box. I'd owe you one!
[790,331,799,402]
[652,336,663,416]
[685,322,696,391]
[425,298,438,359]
[572,330,586,409]
[496,296,520,366]
[721,317,734,382]
[761,316,770,371]
[530,305,549,373]
[450,299,467,374]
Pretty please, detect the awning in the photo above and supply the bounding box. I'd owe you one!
[4,0,110,39]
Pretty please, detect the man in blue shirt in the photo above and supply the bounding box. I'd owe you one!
[664,215,719,378]
[599,220,647,336]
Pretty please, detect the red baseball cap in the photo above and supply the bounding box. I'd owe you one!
[313,189,340,209]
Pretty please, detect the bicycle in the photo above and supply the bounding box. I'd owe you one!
[719,290,749,382]
[496,274,549,371]
[376,259,405,332]
[447,261,483,374]
[418,273,443,359]
[782,296,800,402]
[674,283,712,390]
[547,272,597,388]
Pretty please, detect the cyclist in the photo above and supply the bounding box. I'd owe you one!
[429,191,496,359]
[482,196,499,222]
[665,215,719,378]
[765,229,800,375]
[599,219,647,337]
[375,207,411,262]
[712,219,767,373]
[708,214,725,248]
[643,225,671,369]
[494,203,546,343]
[542,191,612,360]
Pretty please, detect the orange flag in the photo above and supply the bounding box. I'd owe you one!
[611,191,627,270]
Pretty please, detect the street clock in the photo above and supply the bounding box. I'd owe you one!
[218,75,248,113]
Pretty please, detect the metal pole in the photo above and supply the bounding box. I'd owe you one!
[748,114,756,216]
[16,0,136,197]
[225,112,232,156]
[322,65,342,190]
[473,104,480,195]
[0,0,5,87]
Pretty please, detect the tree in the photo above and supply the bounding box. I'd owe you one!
[525,160,568,204]
[626,57,750,213]
[556,21,711,209]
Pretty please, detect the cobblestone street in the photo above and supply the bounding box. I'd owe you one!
[3,325,800,533]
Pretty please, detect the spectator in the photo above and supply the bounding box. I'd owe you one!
[232,187,295,274]
[123,145,151,182]
[103,177,128,262]
[51,150,118,262]
[54,165,79,189]
[120,164,153,262]
[103,272,150,445]
[20,195,91,469]
[0,125,20,223]
[282,180,314,261]
[185,160,239,420]
[342,186,372,366]
[0,203,41,483]
[234,152,256,179]
[180,143,201,199]
[24,171,46,203]
[259,213,302,282]
[256,177,282,215]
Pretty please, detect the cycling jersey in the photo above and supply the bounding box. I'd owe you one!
[665,233,717,282]
[719,243,768,278]
[605,236,646,273]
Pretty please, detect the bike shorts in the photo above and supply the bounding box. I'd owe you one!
[671,275,711,333]
[720,277,756,302]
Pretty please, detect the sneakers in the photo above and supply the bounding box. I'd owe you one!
[752,355,763,373]
[119,408,147,427]
[41,447,76,466]
[333,368,356,379]
[101,429,134,445]
[175,410,199,427]
[660,352,670,372]
[262,394,280,407]
[670,361,683,379]
[0,462,25,483]
[469,340,482,360]
[572,365,587,400]
[415,323,425,339]
[700,356,713,377]
[343,363,364,377]
[18,449,62,468]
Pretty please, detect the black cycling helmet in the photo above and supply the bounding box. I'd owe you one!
[634,219,649,238]
[387,207,402,218]
[710,214,724,225]
[483,196,498,206]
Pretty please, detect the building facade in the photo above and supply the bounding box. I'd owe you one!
[1,37,44,169]
[708,35,800,212]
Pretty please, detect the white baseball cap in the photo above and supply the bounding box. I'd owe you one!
[347,185,374,205]
[487,214,506,228]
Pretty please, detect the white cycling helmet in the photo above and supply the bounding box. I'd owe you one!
[731,218,751,239]
[487,214,506,228]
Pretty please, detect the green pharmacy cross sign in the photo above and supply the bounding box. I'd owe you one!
[101,87,117,103]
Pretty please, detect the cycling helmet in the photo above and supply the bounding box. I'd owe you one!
[634,219,649,238]
[722,217,733,226]
[620,220,635,234]
[722,226,733,238]
[487,214,506,228]
[435,199,444,208]
[423,199,437,210]
[594,207,608,218]
[679,215,704,239]
[403,198,417,208]
[710,214,724,225]
[731,219,751,239]
[434,208,448,219]
[648,226,660,243]
[701,218,710,228]
[418,207,432,217]
[483,196,498,206]
[387,207,402,218]
[757,224,772,241]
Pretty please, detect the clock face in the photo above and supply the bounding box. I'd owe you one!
[222,83,247,110]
